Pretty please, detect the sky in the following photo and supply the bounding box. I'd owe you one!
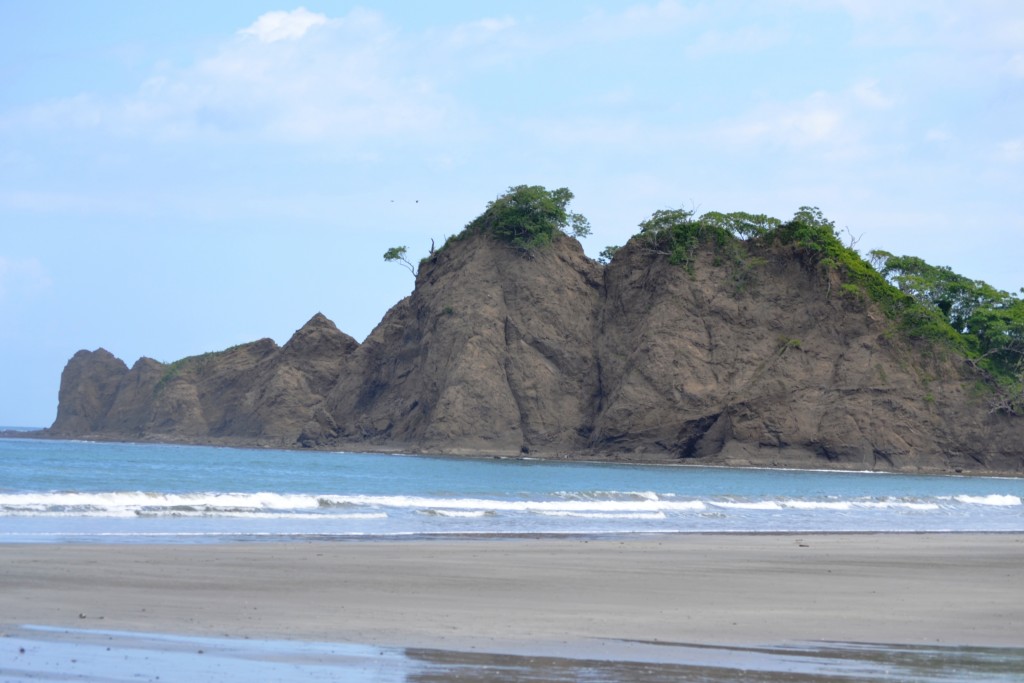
[1,1,1022,427]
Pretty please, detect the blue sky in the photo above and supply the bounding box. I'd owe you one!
[1,1,1022,427]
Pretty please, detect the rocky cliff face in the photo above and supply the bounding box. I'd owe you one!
[50,313,357,446]
[591,241,1018,472]
[301,235,604,455]
[51,349,130,435]
[46,233,1023,474]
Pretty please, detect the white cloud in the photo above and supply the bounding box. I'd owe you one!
[992,18,1024,49]
[0,256,51,301]
[686,25,788,57]
[998,138,1024,162]
[1008,53,1024,77]
[522,118,647,147]
[447,16,517,47]
[851,79,894,109]
[712,79,907,157]
[3,8,454,146]
[717,92,845,149]
[596,87,635,106]
[2,94,105,132]
[621,0,691,24]
[828,0,1024,60]
[581,0,702,40]
[821,0,959,45]
[925,127,952,142]
[239,7,328,43]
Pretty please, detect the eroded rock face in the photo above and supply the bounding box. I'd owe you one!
[46,234,1024,473]
[50,349,128,435]
[318,234,603,455]
[248,313,358,441]
[589,241,1016,472]
[48,314,357,447]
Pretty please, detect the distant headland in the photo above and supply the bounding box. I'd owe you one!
[32,186,1024,475]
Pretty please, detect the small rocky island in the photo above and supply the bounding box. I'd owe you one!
[42,187,1024,474]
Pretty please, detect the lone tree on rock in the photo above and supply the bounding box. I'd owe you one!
[466,184,591,251]
[384,185,591,275]
[383,245,417,276]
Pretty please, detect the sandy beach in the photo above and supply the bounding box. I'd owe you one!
[3,534,1023,653]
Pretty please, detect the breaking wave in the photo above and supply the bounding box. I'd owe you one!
[953,494,1021,506]
[2,490,1018,520]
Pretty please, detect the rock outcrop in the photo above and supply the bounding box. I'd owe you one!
[51,348,129,435]
[590,241,1020,472]
[50,314,357,446]
[303,234,604,455]
[44,232,1024,474]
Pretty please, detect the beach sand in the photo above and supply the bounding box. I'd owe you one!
[3,534,1023,648]
[2,534,1024,679]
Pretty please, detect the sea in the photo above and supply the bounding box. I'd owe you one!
[1,436,1022,543]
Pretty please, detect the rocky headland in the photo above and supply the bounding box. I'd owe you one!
[37,189,1024,474]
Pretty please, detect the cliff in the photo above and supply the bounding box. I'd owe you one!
[50,314,357,445]
[44,232,1023,474]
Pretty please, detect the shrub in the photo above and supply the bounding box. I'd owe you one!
[465,185,591,251]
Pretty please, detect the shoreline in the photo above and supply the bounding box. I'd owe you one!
[3,534,1023,652]
[6,431,1022,478]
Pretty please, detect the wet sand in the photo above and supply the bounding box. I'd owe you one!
[6,627,1023,682]
[2,534,1023,655]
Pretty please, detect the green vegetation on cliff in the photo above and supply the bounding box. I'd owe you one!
[626,204,1023,413]
[385,185,592,274]
[383,245,418,277]
[869,250,1024,408]
[465,185,591,250]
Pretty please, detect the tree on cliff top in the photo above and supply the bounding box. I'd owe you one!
[383,245,417,277]
[385,185,590,275]
[870,249,1024,407]
[465,185,591,251]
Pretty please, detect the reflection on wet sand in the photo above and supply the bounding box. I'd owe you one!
[407,641,1024,682]
[5,627,1023,682]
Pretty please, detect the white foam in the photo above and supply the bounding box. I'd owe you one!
[136,511,389,520]
[537,511,667,520]
[553,490,662,501]
[318,494,706,513]
[856,501,940,511]
[0,508,139,518]
[5,486,1018,534]
[710,501,783,510]
[0,491,322,511]
[0,490,711,519]
[419,510,490,518]
[0,491,710,518]
[780,500,853,511]
[954,494,1022,506]
[0,507,389,520]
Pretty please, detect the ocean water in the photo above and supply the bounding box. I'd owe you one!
[1,437,1022,543]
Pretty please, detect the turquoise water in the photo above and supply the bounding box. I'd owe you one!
[1,438,1022,542]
